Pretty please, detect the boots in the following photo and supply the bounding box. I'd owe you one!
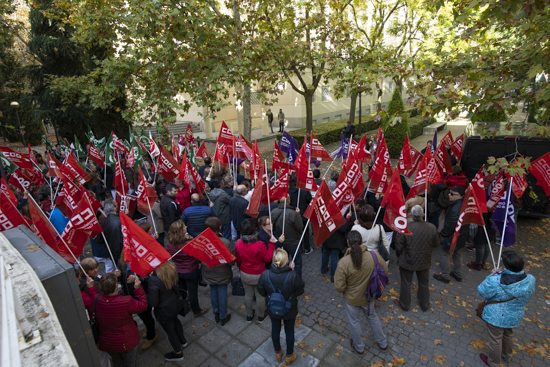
[141,334,157,350]
[274,349,284,363]
[283,352,297,366]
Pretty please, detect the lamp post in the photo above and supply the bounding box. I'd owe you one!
[10,101,26,146]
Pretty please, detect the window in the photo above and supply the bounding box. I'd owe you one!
[250,92,260,105]
[322,87,329,102]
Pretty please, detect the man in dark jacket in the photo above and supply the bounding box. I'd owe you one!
[434,186,468,283]
[208,178,232,239]
[394,205,440,311]
[95,202,123,267]
[181,194,218,237]
[288,175,313,254]
[321,211,353,283]
[343,121,355,139]
[198,157,212,179]
[271,196,304,279]
[229,185,250,239]
[266,108,274,133]
[160,184,182,244]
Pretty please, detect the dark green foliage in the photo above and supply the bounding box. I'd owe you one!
[387,88,405,115]
[384,88,407,157]
[471,106,507,123]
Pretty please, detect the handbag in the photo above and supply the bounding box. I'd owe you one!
[231,276,246,296]
[476,297,516,319]
[376,225,390,262]
[89,295,101,344]
[174,286,192,317]
[198,268,207,287]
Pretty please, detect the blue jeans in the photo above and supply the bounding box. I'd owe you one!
[287,247,302,280]
[321,247,339,282]
[209,284,228,320]
[271,317,295,355]
[221,223,232,241]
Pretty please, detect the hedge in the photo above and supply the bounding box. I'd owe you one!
[277,114,435,148]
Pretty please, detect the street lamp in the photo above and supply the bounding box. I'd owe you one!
[10,101,26,146]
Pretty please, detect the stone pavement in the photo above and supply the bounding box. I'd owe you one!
[136,216,550,367]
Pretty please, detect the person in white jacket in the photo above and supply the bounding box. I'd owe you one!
[351,205,390,264]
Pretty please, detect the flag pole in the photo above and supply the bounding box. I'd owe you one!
[92,203,119,272]
[291,218,311,264]
[425,186,428,221]
[146,195,158,235]
[483,225,497,270]
[496,177,513,269]
[323,160,335,180]
[265,160,273,238]
[365,205,383,245]
[282,196,287,237]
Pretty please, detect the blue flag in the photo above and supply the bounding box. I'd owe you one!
[431,130,437,154]
[279,132,299,164]
[491,184,516,248]
[329,133,349,160]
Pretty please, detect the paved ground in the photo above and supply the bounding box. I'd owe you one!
[135,215,550,367]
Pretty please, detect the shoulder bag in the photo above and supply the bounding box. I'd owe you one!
[90,295,101,344]
[377,225,390,262]
[476,297,516,319]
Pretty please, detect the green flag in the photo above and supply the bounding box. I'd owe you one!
[85,126,95,142]
[41,134,55,149]
[129,127,143,171]
[105,134,117,166]
[0,152,17,174]
[139,129,149,147]
[93,136,106,150]
[74,135,86,158]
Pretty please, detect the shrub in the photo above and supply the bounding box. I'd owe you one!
[471,106,507,123]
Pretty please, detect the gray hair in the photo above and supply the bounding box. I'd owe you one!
[411,205,423,221]
[104,203,116,215]
[235,185,247,196]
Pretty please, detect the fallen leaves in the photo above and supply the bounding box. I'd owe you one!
[203,322,210,327]
[434,355,447,364]
[391,356,405,365]
[317,343,323,348]
[301,352,307,357]
[434,339,442,345]
[369,362,386,367]
[389,288,399,297]
[470,339,486,350]
[336,345,344,351]
[26,245,40,252]
[421,356,429,361]
[446,311,459,318]
[39,312,49,319]
[381,316,394,323]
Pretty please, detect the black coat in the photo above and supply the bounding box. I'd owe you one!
[97,214,123,262]
[288,185,311,221]
[147,275,181,323]
[160,195,181,232]
[322,219,353,251]
[229,195,250,233]
[440,199,469,249]
[257,265,304,320]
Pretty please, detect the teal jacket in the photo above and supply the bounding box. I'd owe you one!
[477,269,535,328]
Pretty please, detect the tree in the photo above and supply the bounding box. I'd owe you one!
[383,87,408,157]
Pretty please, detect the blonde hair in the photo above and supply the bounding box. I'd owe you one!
[272,248,289,269]
[166,221,193,248]
[155,261,178,289]
[80,258,99,277]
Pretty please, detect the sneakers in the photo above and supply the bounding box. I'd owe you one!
[141,334,157,350]
[349,338,366,356]
[433,274,450,284]
[246,309,256,322]
[257,312,268,324]
[466,246,476,252]
[182,342,188,348]
[164,351,183,362]
[220,314,231,326]
[467,261,482,271]
[450,271,463,282]
[284,352,297,366]
[304,248,314,255]
[194,308,209,318]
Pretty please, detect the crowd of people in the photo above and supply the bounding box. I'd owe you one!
[2,139,535,367]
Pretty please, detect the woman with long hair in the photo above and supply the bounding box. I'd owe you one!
[257,248,304,366]
[148,261,187,361]
[235,218,275,323]
[166,221,209,317]
[334,230,389,356]
[351,205,390,259]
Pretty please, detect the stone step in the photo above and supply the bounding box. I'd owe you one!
[141,122,202,137]
[423,122,447,135]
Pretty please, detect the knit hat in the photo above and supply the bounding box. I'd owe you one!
[449,186,465,197]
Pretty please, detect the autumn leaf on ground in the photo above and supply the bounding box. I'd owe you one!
[434,339,442,345]
[337,304,342,308]
[389,288,399,297]
[323,277,330,283]
[336,345,344,351]
[421,356,429,361]
[447,311,459,318]
[301,352,307,357]
[444,324,450,328]
[434,355,447,364]
[335,352,340,356]
[460,362,465,366]
[26,245,40,252]
[239,304,245,309]
[338,337,344,341]
[391,356,405,365]
[39,312,49,319]
[377,296,388,301]
[470,340,486,350]
[369,362,386,367]
[317,343,323,348]
[381,316,394,323]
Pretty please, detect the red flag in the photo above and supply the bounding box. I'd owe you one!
[61,153,91,185]
[263,170,289,205]
[111,132,128,154]
[120,212,171,277]
[0,191,30,231]
[55,174,82,217]
[295,143,318,191]
[309,132,333,162]
[28,195,73,262]
[125,147,135,171]
[184,124,195,146]
[46,152,63,178]
[332,171,355,215]
[341,152,364,200]
[149,132,160,158]
[182,228,236,268]
[433,140,453,174]
[402,146,422,178]
[213,139,228,167]
[9,169,32,192]
[196,142,210,159]
[137,167,158,216]
[304,181,346,246]
[530,152,550,196]
[0,146,33,170]
[505,160,528,199]
[406,148,441,200]
[61,196,103,261]
[178,152,192,187]
[487,171,505,212]
[218,121,234,147]
[25,166,44,187]
[450,184,485,253]
[471,168,488,213]
[135,137,149,155]
[172,133,180,160]
[381,169,411,235]
[187,159,205,196]
[398,133,412,171]
[440,130,454,147]
[251,141,262,181]
[357,135,372,164]
[246,171,266,217]
[1,177,18,205]
[118,194,137,218]
[28,144,37,164]
[87,143,105,168]
[80,188,102,215]
[368,137,392,194]
[235,136,253,160]
[158,146,182,182]
[451,134,464,161]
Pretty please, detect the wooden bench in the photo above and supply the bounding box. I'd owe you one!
[423,122,447,135]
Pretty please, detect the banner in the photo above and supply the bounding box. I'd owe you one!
[279,132,299,164]
[187,159,205,196]
[357,134,372,164]
[9,169,32,192]
[491,184,516,248]
[149,132,160,158]
[368,136,393,195]
[398,133,412,171]
[471,167,488,213]
[0,191,30,231]
[158,146,182,182]
[1,177,18,205]
[88,143,105,168]
[530,152,550,196]
[295,142,318,191]
[309,132,332,162]
[0,146,33,170]
[251,141,262,181]
[61,153,91,185]
[433,140,453,174]
[304,181,346,246]
[218,121,234,147]
[111,132,129,154]
[451,134,464,161]
[185,124,195,147]
[263,170,289,205]
[120,212,171,277]
[486,171,505,212]
[182,228,236,268]
[245,171,266,217]
[0,152,17,174]
[450,184,485,253]
[505,160,528,199]
[196,142,210,159]
[402,146,422,178]
[61,197,103,261]
[406,148,440,200]
[381,169,411,235]
[137,167,158,216]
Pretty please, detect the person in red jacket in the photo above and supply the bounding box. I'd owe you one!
[235,218,276,323]
[95,273,148,367]
[443,165,469,189]
[174,177,195,212]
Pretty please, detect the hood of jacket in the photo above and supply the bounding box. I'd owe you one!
[499,271,532,297]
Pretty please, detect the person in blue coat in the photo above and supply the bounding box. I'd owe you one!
[477,251,535,367]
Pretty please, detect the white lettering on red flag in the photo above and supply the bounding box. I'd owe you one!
[530,152,550,196]
[304,181,346,246]
[182,228,235,268]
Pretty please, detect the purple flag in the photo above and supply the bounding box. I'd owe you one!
[279,131,299,164]
[329,133,349,159]
[491,184,516,247]
[431,130,437,154]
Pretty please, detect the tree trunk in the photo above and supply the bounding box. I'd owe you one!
[376,81,383,112]
[348,91,358,124]
[304,91,313,133]
[242,82,252,141]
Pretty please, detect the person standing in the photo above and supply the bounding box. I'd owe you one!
[334,230,389,356]
[160,184,182,245]
[208,178,232,240]
[477,251,535,367]
[229,185,250,239]
[266,108,274,134]
[288,174,313,255]
[257,248,305,366]
[95,202,123,272]
[394,205,440,311]
[320,212,353,283]
[174,177,194,213]
[180,193,218,237]
[277,109,285,132]
[434,186,468,283]
[271,196,304,279]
